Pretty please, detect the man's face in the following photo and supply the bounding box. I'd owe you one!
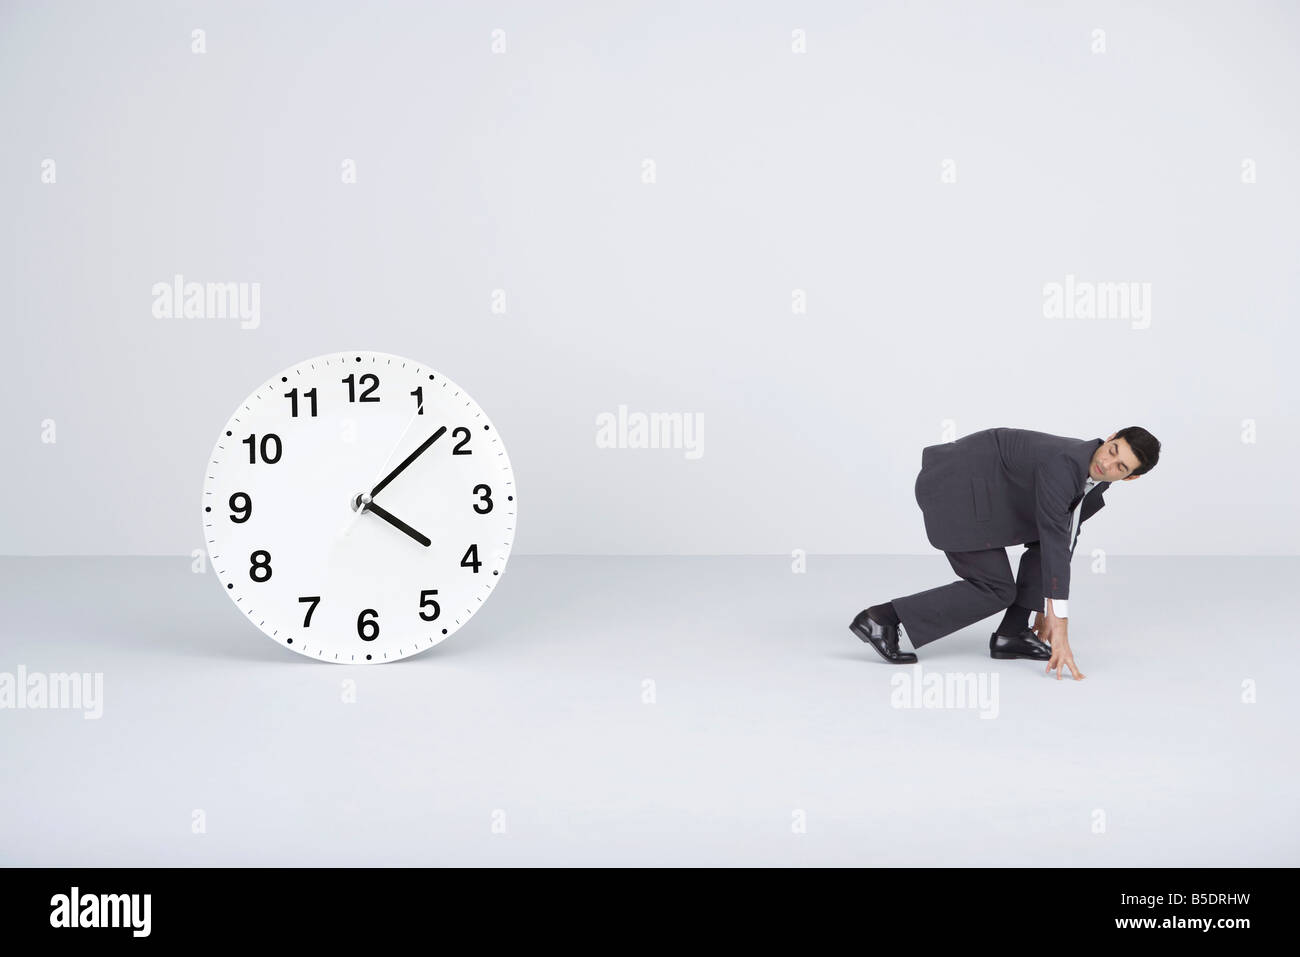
[1089,433,1142,482]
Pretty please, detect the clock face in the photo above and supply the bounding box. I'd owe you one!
[202,351,516,663]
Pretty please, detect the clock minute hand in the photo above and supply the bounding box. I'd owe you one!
[365,502,432,547]
[370,426,447,498]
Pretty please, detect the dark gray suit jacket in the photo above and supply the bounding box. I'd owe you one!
[913,428,1110,603]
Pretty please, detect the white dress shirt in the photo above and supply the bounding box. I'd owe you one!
[1044,473,1098,619]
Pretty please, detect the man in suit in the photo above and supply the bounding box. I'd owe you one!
[850,426,1161,679]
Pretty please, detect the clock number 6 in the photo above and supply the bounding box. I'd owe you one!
[419,589,440,621]
[473,484,493,514]
[357,609,380,641]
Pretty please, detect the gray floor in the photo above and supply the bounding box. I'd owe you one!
[1,555,1294,866]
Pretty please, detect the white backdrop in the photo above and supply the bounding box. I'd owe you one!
[2,0,1296,556]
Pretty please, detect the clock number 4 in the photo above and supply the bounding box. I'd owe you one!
[342,374,380,403]
[461,544,481,573]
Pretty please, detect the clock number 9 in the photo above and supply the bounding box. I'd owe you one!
[242,433,282,464]
[472,484,493,514]
[249,550,272,582]
[357,608,380,641]
[229,492,252,523]
[419,589,440,621]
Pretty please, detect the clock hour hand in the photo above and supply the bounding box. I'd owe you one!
[363,500,431,547]
[370,426,447,498]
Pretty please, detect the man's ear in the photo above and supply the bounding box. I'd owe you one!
[1121,474,1140,482]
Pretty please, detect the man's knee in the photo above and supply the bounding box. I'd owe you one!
[992,578,1018,608]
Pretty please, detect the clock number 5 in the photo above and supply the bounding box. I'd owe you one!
[419,589,440,621]
[473,484,493,514]
[357,608,380,641]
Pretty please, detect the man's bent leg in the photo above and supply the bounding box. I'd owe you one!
[891,548,1018,648]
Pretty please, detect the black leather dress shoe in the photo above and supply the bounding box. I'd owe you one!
[850,609,918,663]
[989,628,1051,660]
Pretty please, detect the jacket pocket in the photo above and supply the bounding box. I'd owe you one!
[971,476,991,522]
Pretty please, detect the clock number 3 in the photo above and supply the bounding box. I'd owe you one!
[473,485,493,514]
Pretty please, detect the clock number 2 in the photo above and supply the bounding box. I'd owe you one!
[452,427,472,454]
[357,609,380,641]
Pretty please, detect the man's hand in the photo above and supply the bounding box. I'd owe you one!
[1042,615,1085,680]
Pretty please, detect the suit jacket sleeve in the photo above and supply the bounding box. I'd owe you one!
[1034,452,1078,606]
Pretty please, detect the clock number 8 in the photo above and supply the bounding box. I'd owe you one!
[249,550,272,582]
[357,609,380,641]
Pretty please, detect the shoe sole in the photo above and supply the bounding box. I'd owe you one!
[990,650,1051,660]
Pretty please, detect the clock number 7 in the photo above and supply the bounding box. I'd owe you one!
[299,596,321,627]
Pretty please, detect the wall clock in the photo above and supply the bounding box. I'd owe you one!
[202,350,516,662]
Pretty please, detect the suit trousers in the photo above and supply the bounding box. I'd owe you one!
[891,542,1044,648]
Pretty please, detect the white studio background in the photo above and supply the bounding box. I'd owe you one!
[2,0,1297,557]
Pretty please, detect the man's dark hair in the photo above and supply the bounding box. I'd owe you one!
[1115,426,1160,477]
